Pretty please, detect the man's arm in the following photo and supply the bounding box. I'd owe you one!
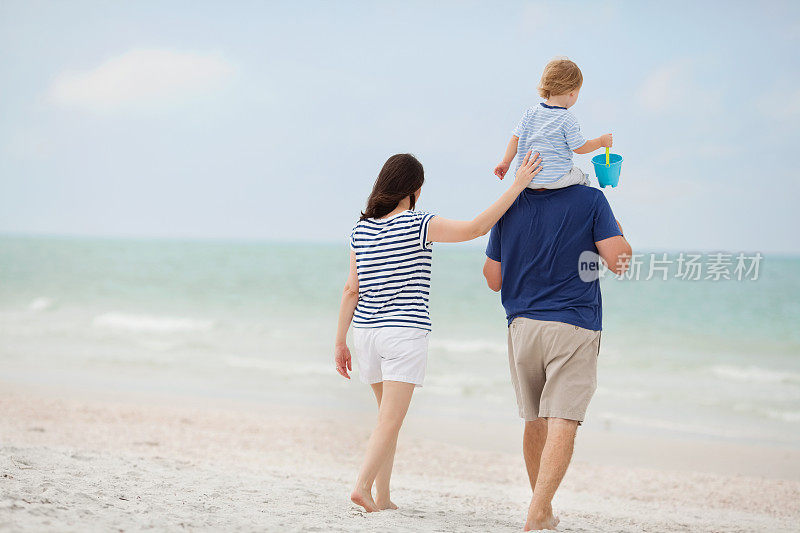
[483,257,502,292]
[595,220,632,275]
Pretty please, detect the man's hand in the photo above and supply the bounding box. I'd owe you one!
[483,257,502,292]
[600,133,613,148]
[494,161,511,179]
[334,343,352,379]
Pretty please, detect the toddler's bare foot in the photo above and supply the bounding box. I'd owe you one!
[350,487,379,512]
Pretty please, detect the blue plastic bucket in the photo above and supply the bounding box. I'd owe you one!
[591,153,623,188]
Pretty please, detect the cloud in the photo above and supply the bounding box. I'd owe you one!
[3,127,51,159]
[46,49,236,113]
[757,87,800,120]
[614,173,708,204]
[786,90,800,116]
[635,60,720,115]
[635,61,689,113]
[519,1,618,34]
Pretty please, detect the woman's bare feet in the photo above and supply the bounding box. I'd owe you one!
[350,487,379,512]
[376,498,398,510]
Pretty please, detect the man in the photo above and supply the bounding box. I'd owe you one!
[483,185,631,531]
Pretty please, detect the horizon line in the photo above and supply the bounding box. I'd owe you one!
[1,231,799,257]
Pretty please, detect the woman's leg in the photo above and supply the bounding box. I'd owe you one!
[369,383,399,510]
[351,380,415,512]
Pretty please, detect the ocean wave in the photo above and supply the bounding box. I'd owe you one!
[224,355,331,377]
[92,312,214,333]
[734,403,800,423]
[429,339,506,354]
[27,297,53,312]
[595,386,651,400]
[600,412,745,439]
[710,364,800,385]
[424,372,511,403]
[763,409,800,423]
[137,339,184,352]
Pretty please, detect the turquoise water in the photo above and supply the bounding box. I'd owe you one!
[1,236,799,447]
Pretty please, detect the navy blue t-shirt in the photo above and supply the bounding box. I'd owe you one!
[485,185,622,331]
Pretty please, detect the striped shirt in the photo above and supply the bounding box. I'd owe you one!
[350,210,436,331]
[512,102,586,184]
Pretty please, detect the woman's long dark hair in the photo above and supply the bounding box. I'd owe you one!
[360,154,425,220]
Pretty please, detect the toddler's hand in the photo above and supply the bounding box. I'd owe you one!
[494,161,510,179]
[600,133,613,148]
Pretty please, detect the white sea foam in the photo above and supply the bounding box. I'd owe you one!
[734,402,800,423]
[430,339,506,354]
[595,386,651,400]
[27,297,53,312]
[710,364,800,385]
[225,355,331,377]
[600,412,745,439]
[423,372,511,403]
[137,339,184,352]
[763,409,800,423]
[92,312,214,333]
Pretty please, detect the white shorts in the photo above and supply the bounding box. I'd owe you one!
[352,327,429,387]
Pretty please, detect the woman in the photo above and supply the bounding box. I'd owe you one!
[334,150,541,512]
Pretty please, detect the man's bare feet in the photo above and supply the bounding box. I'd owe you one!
[524,501,560,531]
[376,498,398,510]
[524,514,559,531]
[350,487,379,512]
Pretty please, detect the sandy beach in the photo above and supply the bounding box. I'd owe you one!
[3,0,800,530]
[1,382,798,532]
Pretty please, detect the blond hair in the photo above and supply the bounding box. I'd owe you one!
[538,58,583,99]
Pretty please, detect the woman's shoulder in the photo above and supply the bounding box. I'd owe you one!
[352,210,434,232]
[407,210,434,221]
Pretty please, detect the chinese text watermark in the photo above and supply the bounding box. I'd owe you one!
[578,252,763,282]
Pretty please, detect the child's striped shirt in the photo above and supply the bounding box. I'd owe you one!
[513,102,586,184]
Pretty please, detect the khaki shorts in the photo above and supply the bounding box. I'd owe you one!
[507,318,600,422]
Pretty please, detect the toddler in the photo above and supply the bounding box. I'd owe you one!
[494,57,612,188]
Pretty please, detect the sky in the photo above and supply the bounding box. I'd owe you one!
[1,0,799,253]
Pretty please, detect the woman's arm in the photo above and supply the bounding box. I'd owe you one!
[428,151,542,243]
[334,250,359,379]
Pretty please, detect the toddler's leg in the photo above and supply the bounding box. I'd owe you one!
[528,166,589,189]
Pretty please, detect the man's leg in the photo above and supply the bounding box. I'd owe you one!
[523,418,548,492]
[524,418,578,531]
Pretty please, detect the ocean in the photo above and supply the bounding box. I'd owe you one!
[1,235,798,447]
